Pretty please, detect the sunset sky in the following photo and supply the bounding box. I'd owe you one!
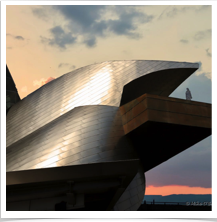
[6,4,212,196]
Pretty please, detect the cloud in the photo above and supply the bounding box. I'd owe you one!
[196,5,210,12]
[206,48,212,57]
[44,77,55,84]
[158,5,211,19]
[58,63,76,70]
[7,33,28,49]
[34,6,154,49]
[196,61,203,73]
[7,33,25,41]
[21,86,28,92]
[33,77,55,87]
[180,39,188,44]
[83,37,96,48]
[53,5,106,32]
[106,6,153,39]
[190,61,211,79]
[58,63,70,68]
[33,78,43,87]
[166,7,179,18]
[15,36,25,40]
[194,29,211,41]
[32,7,48,21]
[40,26,77,49]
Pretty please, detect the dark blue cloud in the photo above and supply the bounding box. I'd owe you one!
[40,25,77,49]
[34,6,154,49]
[53,5,106,31]
[106,6,153,38]
[50,26,65,35]
[83,37,96,48]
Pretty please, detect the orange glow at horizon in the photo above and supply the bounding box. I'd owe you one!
[146,185,212,196]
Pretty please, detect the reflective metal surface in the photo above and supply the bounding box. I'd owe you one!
[7,60,198,147]
[6,60,198,211]
[7,105,138,171]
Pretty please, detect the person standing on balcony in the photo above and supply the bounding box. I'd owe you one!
[186,88,192,100]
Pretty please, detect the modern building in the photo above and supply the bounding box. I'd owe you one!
[6,60,211,211]
[6,65,20,114]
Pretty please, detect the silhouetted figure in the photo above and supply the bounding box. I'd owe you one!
[186,88,192,100]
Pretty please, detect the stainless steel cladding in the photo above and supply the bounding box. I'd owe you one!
[7,105,138,171]
[6,60,198,147]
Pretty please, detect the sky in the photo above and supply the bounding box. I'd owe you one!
[6,4,212,196]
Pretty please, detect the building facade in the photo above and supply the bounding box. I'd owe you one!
[6,60,211,211]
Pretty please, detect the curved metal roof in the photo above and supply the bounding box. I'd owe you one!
[7,60,198,147]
